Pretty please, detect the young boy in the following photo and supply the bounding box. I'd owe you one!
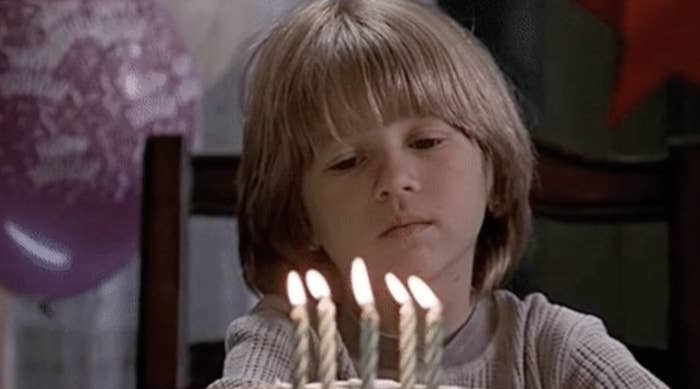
[209,0,667,387]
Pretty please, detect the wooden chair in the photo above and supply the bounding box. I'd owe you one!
[137,135,700,388]
[137,136,238,389]
[531,137,700,388]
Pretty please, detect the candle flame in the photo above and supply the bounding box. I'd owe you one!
[351,257,375,306]
[407,275,440,309]
[385,272,411,304]
[287,271,307,306]
[305,269,331,299]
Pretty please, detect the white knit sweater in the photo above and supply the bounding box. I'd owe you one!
[207,290,667,388]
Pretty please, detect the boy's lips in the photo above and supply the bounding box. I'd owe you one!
[379,218,433,239]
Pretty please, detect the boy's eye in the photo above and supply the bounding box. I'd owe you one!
[328,156,358,171]
[410,138,444,149]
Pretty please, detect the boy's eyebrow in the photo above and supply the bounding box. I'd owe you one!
[313,136,353,159]
[412,116,450,128]
[323,139,357,155]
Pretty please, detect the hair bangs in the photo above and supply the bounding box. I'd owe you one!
[287,6,472,156]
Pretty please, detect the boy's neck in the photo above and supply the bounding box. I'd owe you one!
[428,255,475,341]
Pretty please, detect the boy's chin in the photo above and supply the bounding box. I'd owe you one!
[370,254,451,281]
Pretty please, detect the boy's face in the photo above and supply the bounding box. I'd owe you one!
[302,116,490,288]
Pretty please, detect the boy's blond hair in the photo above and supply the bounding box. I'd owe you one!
[237,0,534,296]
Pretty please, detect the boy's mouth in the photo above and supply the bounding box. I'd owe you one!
[379,219,432,239]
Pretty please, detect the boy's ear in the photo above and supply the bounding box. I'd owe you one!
[484,159,501,215]
[305,220,319,249]
[484,158,495,199]
[307,245,328,263]
[308,242,321,252]
[301,205,321,251]
[307,225,322,252]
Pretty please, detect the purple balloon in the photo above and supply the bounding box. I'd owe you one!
[0,0,201,299]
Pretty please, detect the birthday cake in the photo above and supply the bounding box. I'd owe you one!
[272,379,471,389]
[207,378,475,389]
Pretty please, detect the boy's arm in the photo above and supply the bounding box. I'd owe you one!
[207,310,298,389]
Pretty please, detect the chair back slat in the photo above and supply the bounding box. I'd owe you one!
[138,136,187,389]
[668,140,700,387]
[532,140,668,222]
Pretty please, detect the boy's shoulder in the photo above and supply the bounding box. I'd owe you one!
[489,291,668,387]
[224,294,293,351]
[492,289,602,332]
[490,289,609,356]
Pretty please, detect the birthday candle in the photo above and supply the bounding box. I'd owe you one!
[385,273,417,389]
[351,257,378,389]
[305,269,337,389]
[287,271,310,389]
[408,276,443,389]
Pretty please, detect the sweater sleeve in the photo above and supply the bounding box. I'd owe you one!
[558,316,669,389]
[207,310,300,389]
[206,296,358,389]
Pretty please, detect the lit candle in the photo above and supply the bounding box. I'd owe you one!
[305,269,337,389]
[287,271,310,389]
[385,273,417,389]
[408,276,443,389]
[351,257,379,389]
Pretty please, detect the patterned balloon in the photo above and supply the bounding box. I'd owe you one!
[0,0,201,299]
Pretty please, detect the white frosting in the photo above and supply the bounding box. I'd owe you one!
[273,379,473,389]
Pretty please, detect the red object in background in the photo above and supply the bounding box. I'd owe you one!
[577,0,700,126]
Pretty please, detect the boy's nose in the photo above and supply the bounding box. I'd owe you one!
[373,157,421,202]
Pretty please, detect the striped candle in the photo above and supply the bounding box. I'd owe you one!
[306,269,337,389]
[385,273,417,389]
[351,257,378,389]
[408,275,443,389]
[287,271,310,389]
